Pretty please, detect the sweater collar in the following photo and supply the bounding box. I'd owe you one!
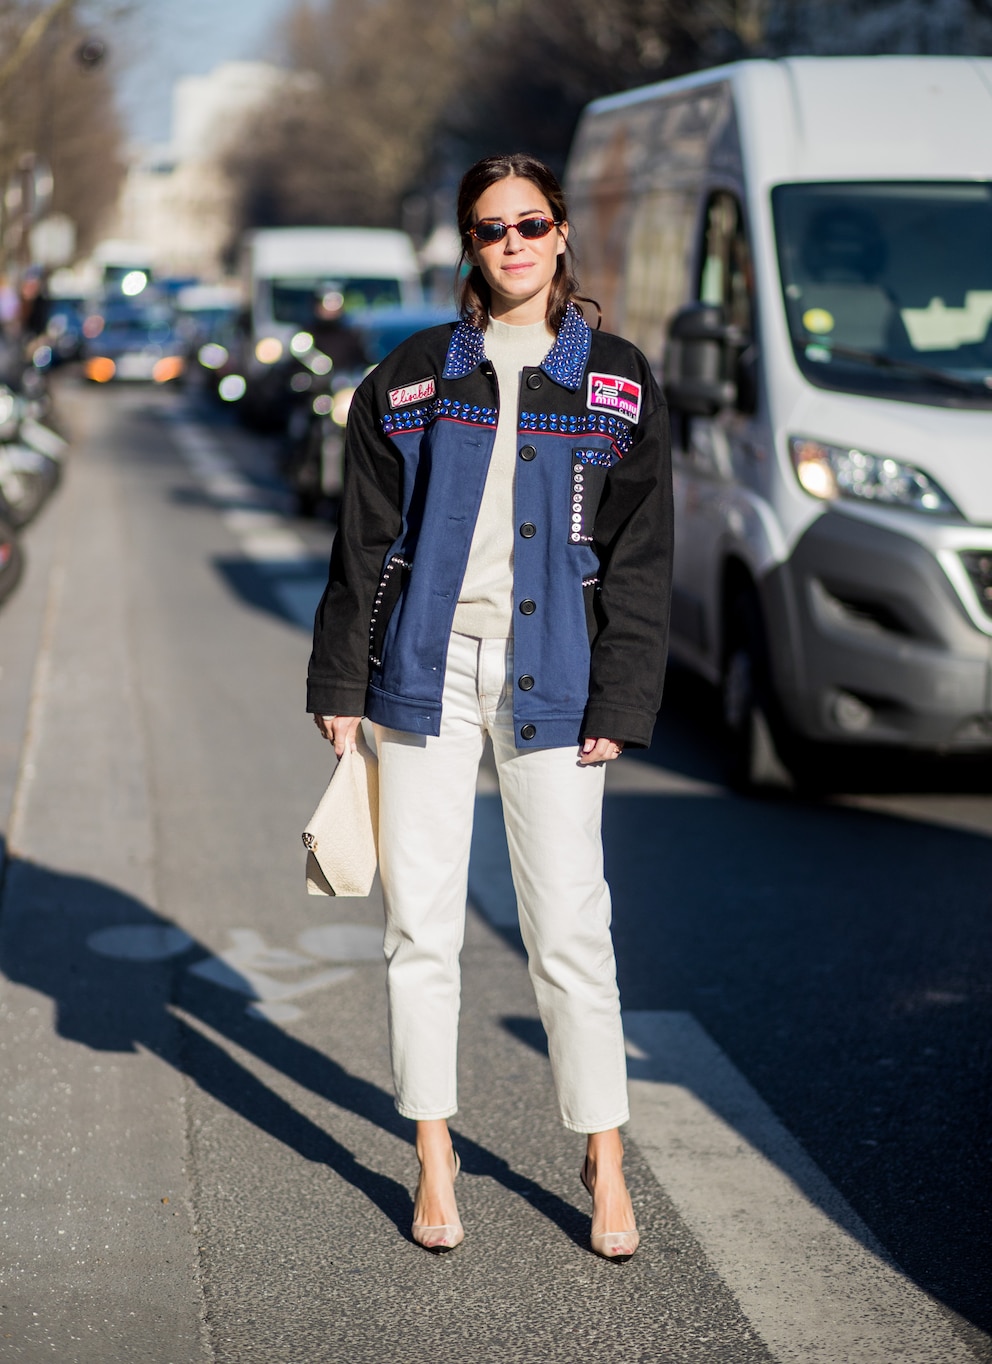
[442,302,591,391]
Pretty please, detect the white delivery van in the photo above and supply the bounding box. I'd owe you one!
[237,227,423,424]
[566,57,992,784]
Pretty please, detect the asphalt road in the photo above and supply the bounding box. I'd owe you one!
[0,376,989,1363]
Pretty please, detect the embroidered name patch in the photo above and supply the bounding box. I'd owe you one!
[587,372,641,424]
[388,376,436,409]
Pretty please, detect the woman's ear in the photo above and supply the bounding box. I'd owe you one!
[556,222,569,257]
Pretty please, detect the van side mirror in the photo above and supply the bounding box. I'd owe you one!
[664,303,753,416]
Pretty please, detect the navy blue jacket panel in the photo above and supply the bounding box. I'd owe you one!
[307,306,673,749]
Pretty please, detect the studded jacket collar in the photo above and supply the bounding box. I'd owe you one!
[308,309,673,749]
[442,302,591,389]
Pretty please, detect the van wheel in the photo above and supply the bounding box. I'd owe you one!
[721,588,793,792]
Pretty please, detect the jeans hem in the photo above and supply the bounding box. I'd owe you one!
[395,1099,459,1121]
[561,1109,630,1135]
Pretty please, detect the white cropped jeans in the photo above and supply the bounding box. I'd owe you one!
[374,631,629,1134]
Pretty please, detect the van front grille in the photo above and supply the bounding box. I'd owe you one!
[960,552,992,620]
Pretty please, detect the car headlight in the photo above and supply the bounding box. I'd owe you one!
[254,336,283,364]
[198,342,228,370]
[789,436,959,515]
[331,387,355,426]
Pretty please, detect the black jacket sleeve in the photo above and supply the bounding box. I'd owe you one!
[581,378,673,749]
[306,377,402,716]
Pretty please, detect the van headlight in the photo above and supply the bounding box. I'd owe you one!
[789,437,959,515]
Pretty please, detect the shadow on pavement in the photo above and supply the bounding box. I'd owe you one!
[0,848,591,1251]
[606,788,992,1335]
[484,774,992,1334]
[213,554,330,634]
[645,662,992,797]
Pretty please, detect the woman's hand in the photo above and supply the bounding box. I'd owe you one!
[579,737,624,765]
[313,714,363,758]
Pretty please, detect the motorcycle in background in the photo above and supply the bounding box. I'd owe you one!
[0,376,67,528]
[277,322,367,518]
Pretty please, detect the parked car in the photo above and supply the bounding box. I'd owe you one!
[566,56,992,786]
[81,299,185,384]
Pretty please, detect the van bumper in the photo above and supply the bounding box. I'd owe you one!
[767,509,992,750]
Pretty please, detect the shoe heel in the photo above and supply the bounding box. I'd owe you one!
[412,1148,463,1253]
[581,1157,639,1261]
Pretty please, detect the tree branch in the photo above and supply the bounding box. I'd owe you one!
[0,0,77,92]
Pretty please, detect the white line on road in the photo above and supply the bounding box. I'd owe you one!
[5,563,63,856]
[623,1011,977,1364]
[168,419,313,567]
[466,815,975,1359]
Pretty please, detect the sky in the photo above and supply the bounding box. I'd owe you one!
[113,0,296,145]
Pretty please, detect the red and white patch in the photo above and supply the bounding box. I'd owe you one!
[586,372,642,424]
[388,376,436,409]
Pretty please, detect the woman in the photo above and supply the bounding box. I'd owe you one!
[308,154,672,1259]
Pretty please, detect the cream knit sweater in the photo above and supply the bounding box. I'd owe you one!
[452,316,554,638]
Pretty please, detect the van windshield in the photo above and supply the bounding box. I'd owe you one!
[270,277,403,325]
[772,182,992,408]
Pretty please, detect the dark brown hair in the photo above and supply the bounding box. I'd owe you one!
[456,153,595,332]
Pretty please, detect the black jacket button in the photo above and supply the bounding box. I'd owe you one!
[519,599,536,616]
[521,723,537,740]
[520,522,536,539]
[525,373,542,390]
[519,444,536,461]
[518,674,535,691]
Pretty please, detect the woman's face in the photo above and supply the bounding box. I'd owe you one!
[469,175,568,324]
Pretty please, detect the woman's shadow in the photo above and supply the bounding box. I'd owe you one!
[0,847,587,1247]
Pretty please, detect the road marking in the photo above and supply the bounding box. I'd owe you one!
[605,758,723,795]
[623,1011,977,1363]
[168,419,312,568]
[4,563,63,858]
[87,925,194,960]
[85,923,384,1024]
[466,797,975,1359]
[297,923,382,960]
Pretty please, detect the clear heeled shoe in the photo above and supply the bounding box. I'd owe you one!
[412,1149,463,1253]
[581,1157,639,1261]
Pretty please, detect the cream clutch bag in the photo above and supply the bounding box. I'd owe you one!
[302,725,379,896]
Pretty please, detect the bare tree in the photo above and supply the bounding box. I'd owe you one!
[224,0,992,234]
[227,0,475,237]
[449,0,773,171]
[765,0,992,55]
[0,1,126,264]
[225,0,776,235]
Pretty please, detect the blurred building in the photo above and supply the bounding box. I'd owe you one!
[111,61,307,281]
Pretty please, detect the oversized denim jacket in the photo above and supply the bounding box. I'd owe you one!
[307,305,673,749]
